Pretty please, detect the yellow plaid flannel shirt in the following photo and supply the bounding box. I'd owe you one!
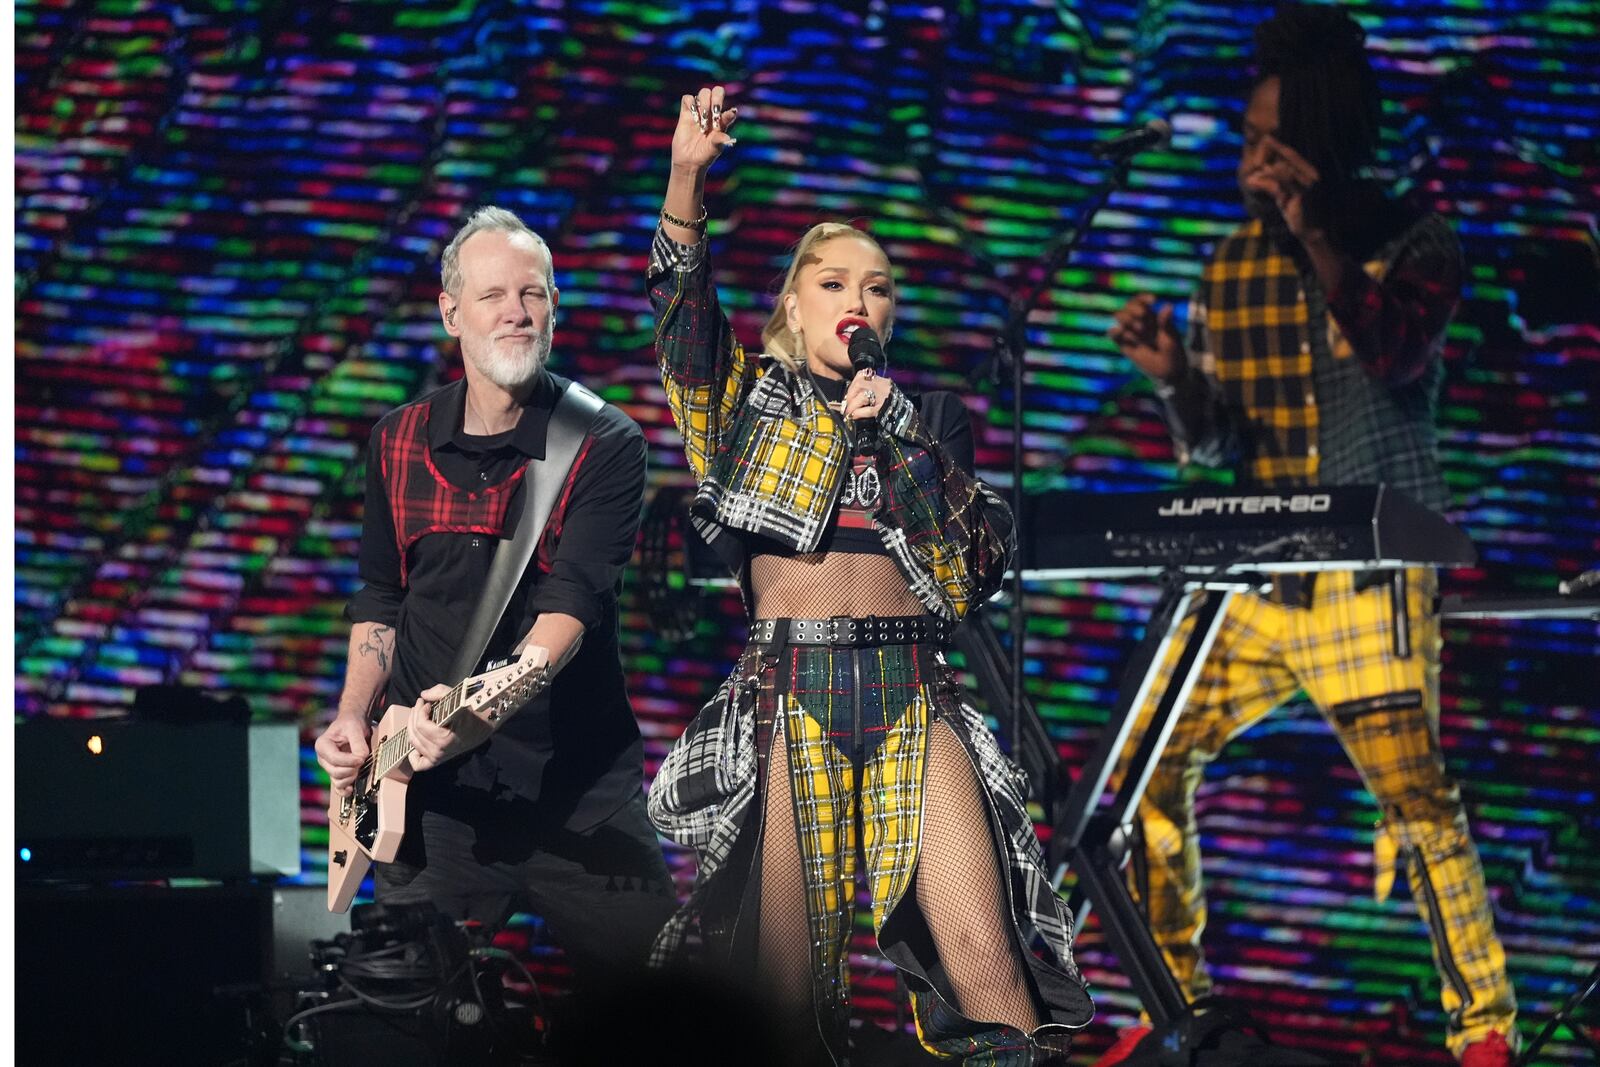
[1165,213,1458,512]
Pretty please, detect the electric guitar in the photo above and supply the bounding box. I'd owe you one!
[325,651,553,912]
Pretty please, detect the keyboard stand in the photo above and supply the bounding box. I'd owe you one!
[1048,578,1244,1026]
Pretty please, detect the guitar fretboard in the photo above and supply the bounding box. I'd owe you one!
[366,667,539,783]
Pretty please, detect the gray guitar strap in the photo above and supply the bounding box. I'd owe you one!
[445,381,605,684]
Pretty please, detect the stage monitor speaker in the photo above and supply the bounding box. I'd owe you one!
[271,883,352,981]
[15,719,300,881]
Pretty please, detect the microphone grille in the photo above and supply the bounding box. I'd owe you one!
[847,325,883,371]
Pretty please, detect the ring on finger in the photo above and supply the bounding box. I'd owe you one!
[863,389,876,405]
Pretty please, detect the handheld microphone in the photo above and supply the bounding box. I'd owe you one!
[1090,118,1172,161]
[846,325,885,452]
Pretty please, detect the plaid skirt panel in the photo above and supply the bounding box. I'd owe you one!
[648,637,1094,1062]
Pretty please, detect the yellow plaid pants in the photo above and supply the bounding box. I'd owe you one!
[1116,569,1516,1056]
[780,676,929,1025]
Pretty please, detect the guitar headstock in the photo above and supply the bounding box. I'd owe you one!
[461,656,553,726]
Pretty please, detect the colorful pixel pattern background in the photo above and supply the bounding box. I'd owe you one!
[14,1,1598,1062]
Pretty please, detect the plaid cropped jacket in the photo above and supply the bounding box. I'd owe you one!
[647,226,1014,622]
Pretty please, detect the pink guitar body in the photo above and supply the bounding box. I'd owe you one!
[326,703,413,912]
[325,654,551,912]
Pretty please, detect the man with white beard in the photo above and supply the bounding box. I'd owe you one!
[315,206,673,999]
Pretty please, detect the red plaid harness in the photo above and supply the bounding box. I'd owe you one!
[378,401,528,587]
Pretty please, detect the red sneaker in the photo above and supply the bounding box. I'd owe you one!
[1459,1030,1513,1067]
[1090,1025,1153,1067]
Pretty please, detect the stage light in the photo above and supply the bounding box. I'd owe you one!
[87,735,103,755]
[20,847,33,862]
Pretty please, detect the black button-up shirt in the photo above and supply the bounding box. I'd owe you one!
[347,370,649,830]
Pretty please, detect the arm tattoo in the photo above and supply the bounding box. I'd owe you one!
[357,625,394,673]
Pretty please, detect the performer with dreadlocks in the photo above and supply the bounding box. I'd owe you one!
[1098,4,1518,1064]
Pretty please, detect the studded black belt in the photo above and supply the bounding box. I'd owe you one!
[750,615,951,648]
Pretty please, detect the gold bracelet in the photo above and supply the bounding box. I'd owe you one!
[660,204,708,232]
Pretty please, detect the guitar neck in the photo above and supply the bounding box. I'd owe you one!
[370,678,470,782]
[368,662,547,783]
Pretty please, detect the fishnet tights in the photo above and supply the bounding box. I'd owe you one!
[753,711,1039,1043]
[752,552,927,618]
[753,714,815,1042]
[918,719,1039,1031]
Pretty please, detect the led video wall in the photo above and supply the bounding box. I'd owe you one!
[15,1,1598,1061]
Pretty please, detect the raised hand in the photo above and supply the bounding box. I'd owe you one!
[671,85,740,174]
[1108,293,1185,384]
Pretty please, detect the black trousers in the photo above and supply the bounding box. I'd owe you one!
[375,791,676,992]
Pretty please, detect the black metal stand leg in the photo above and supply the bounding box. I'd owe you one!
[1108,589,1235,830]
[1518,959,1600,1065]
[1050,584,1236,1028]
[1050,586,1202,866]
[1073,836,1190,1023]
[955,611,1063,821]
[994,160,1135,756]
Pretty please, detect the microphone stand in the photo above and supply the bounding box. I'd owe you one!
[990,156,1134,764]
